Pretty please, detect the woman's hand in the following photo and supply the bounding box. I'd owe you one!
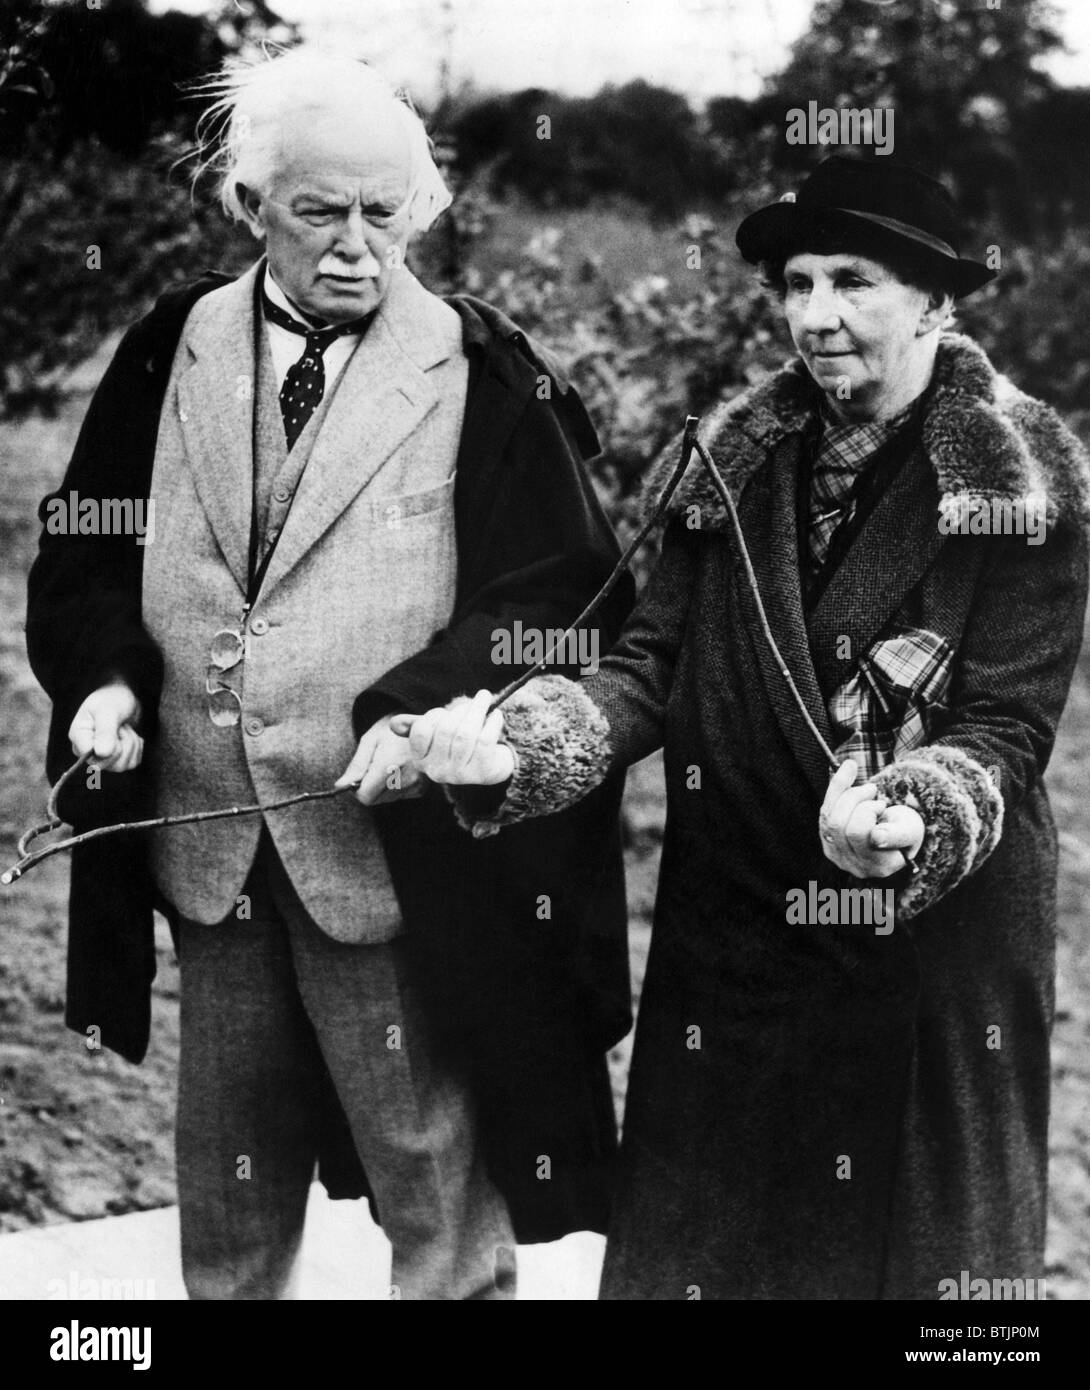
[404,689,515,787]
[68,682,144,772]
[819,758,925,879]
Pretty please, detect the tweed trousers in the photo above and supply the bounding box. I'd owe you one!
[175,828,516,1300]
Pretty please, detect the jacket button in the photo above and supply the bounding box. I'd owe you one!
[250,617,269,635]
[244,716,265,737]
[273,486,291,503]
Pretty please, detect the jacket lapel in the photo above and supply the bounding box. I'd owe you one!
[257,268,449,600]
[175,263,261,595]
[739,434,838,795]
[807,445,946,698]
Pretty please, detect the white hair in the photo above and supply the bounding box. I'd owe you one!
[191,49,452,235]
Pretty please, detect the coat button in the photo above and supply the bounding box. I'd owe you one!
[244,716,265,737]
[273,486,291,503]
[250,617,269,635]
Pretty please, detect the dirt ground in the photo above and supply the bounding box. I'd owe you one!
[0,366,1087,1297]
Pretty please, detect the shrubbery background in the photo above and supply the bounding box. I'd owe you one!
[2,0,1088,504]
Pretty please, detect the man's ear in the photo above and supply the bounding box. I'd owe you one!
[918,288,954,336]
[236,182,266,240]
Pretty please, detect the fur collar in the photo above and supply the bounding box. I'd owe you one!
[642,332,1090,534]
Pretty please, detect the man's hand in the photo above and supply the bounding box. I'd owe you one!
[336,713,427,806]
[404,690,515,787]
[68,682,144,772]
[819,758,925,879]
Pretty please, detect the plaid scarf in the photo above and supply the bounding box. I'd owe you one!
[807,397,919,577]
[829,628,954,781]
[805,396,943,779]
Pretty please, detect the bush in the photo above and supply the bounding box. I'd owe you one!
[445,82,733,216]
[0,136,254,415]
[428,193,792,564]
[957,232,1090,446]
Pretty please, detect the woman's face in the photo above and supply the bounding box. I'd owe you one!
[782,252,944,421]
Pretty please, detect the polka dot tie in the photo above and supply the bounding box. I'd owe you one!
[262,293,373,451]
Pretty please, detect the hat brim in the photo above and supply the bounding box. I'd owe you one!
[736,203,995,298]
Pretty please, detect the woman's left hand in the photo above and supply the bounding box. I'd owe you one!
[819,759,926,879]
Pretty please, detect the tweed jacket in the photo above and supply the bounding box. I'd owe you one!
[453,333,1090,1297]
[143,263,465,939]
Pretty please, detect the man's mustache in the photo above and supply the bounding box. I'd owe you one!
[317,257,380,279]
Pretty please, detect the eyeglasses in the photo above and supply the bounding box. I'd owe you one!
[207,627,245,727]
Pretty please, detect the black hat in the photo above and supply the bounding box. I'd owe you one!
[735,155,994,298]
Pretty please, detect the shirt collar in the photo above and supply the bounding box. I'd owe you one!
[263,264,364,335]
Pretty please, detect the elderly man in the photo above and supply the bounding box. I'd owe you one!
[25,51,632,1300]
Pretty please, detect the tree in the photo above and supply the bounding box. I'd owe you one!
[763,0,1066,233]
[0,0,300,414]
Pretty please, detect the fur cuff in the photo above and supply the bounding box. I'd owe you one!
[446,674,612,839]
[870,745,1004,919]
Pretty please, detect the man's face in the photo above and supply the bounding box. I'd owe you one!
[782,252,937,419]
[240,104,413,325]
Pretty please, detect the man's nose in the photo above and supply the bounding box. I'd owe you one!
[334,209,382,270]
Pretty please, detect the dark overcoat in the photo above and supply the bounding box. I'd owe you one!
[457,333,1090,1296]
[23,270,634,1243]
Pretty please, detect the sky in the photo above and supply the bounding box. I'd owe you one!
[153,0,1090,101]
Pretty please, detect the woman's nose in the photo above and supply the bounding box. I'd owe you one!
[801,286,841,334]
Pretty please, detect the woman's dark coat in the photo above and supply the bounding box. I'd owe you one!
[24,271,635,1243]
[459,334,1090,1297]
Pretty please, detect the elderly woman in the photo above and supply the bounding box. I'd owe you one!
[393,156,1090,1299]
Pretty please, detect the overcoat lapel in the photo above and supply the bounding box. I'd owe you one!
[807,446,947,698]
[740,434,837,796]
[175,263,261,595]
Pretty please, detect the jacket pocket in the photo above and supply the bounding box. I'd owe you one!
[364,472,456,530]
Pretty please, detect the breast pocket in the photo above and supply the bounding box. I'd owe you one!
[367,473,456,533]
[356,473,459,642]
